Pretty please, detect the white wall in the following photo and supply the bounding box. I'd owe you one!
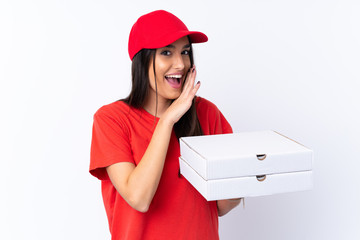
[1,0,359,239]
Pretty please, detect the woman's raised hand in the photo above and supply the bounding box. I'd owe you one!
[162,66,201,125]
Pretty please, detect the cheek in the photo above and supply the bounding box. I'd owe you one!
[184,57,191,69]
[155,62,168,79]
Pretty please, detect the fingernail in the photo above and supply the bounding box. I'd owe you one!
[192,67,195,73]
[197,81,200,85]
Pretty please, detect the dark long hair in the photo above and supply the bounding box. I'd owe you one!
[122,41,203,139]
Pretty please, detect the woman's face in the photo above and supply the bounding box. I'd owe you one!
[148,36,191,105]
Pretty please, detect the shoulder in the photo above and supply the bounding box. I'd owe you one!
[195,96,221,117]
[196,96,217,108]
[95,100,129,117]
[93,100,134,124]
[195,96,233,135]
[93,101,134,132]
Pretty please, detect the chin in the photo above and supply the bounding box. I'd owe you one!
[166,90,182,100]
[168,95,180,100]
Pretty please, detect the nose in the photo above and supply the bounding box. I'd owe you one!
[173,52,185,70]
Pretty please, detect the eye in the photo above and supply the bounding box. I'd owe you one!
[182,49,190,55]
[160,50,171,56]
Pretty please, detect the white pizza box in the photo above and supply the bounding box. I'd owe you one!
[179,130,313,180]
[179,157,313,200]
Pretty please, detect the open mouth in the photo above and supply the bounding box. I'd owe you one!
[165,74,182,89]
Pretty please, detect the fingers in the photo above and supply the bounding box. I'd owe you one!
[188,67,200,97]
[182,66,198,95]
[192,80,201,96]
[164,66,200,124]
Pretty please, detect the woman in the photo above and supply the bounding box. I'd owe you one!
[90,10,241,240]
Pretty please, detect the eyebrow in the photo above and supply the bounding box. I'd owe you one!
[164,44,191,49]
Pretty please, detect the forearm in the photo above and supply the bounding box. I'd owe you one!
[217,198,242,217]
[107,118,174,212]
[126,118,173,209]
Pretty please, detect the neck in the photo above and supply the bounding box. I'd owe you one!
[143,95,172,118]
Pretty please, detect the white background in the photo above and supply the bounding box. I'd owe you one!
[1,0,359,239]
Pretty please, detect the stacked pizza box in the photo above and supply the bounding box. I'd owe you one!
[179,130,313,201]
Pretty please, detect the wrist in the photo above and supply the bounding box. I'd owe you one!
[158,117,175,129]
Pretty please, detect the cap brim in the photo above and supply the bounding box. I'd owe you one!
[187,31,208,44]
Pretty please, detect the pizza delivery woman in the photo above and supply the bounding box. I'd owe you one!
[89,10,241,240]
